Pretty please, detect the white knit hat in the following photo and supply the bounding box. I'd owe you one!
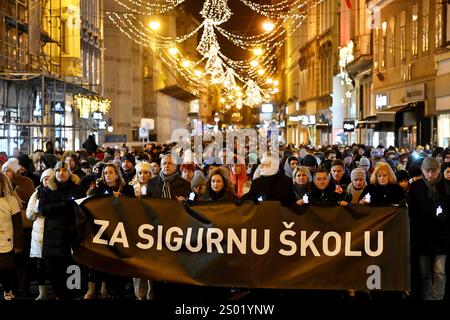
[40,168,55,183]
[1,158,21,173]
[135,161,152,172]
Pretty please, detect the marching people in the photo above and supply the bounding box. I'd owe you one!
[0,172,24,300]
[244,153,296,206]
[84,163,132,300]
[62,151,86,178]
[292,166,312,205]
[396,170,411,193]
[126,161,155,300]
[358,156,371,183]
[228,157,247,198]
[3,137,450,302]
[344,168,367,205]
[120,153,136,184]
[25,169,54,300]
[147,154,191,200]
[359,162,405,206]
[150,158,161,178]
[305,168,345,206]
[330,159,351,195]
[131,161,153,199]
[408,157,449,300]
[2,158,35,297]
[38,161,83,300]
[189,171,208,202]
[180,162,195,183]
[203,167,235,202]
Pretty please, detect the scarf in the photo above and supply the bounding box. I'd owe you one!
[423,174,442,202]
[160,170,178,199]
[347,183,366,204]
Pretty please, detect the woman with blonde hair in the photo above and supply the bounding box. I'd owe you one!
[0,172,24,300]
[359,162,405,206]
[292,166,312,205]
[129,162,153,198]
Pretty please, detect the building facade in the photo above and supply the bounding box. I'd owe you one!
[103,3,210,144]
[0,0,105,155]
[338,0,373,146]
[283,0,339,146]
[435,1,450,148]
[367,0,445,149]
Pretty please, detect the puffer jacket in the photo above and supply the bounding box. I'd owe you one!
[39,174,83,257]
[26,187,44,258]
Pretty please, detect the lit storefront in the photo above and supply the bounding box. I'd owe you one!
[372,83,434,149]
[0,76,109,155]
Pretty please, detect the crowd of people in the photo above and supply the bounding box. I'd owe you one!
[0,135,449,301]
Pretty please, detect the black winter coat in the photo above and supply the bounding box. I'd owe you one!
[121,168,136,185]
[359,183,405,206]
[307,180,343,205]
[147,175,191,199]
[39,176,84,257]
[89,180,134,197]
[408,179,450,255]
[244,172,297,206]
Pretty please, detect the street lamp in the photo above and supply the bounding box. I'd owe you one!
[262,21,274,32]
[148,20,161,31]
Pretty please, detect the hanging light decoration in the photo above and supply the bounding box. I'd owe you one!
[243,80,263,107]
[197,20,220,56]
[108,0,324,108]
[200,0,232,25]
[205,44,225,84]
[223,68,237,89]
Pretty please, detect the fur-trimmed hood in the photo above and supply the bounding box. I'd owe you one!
[47,173,80,191]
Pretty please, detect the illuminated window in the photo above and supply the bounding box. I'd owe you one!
[412,4,418,56]
[422,0,429,53]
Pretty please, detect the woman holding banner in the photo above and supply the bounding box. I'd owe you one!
[292,166,312,205]
[84,163,132,299]
[129,161,155,300]
[203,167,235,202]
[358,162,405,206]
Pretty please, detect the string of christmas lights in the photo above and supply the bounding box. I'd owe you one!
[107,0,321,108]
[113,0,185,15]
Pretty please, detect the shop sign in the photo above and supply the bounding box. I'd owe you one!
[343,120,355,132]
[405,83,425,102]
[375,93,389,110]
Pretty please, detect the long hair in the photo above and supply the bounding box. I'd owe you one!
[207,167,235,196]
[0,171,22,207]
[292,166,312,185]
[98,163,125,191]
[370,162,397,185]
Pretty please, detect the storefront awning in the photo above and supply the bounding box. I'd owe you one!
[376,104,414,122]
[159,85,197,102]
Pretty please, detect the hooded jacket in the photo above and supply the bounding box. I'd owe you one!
[38,174,83,257]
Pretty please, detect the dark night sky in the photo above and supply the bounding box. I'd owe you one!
[182,0,275,61]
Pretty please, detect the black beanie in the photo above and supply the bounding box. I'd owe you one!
[301,154,317,167]
[396,170,410,182]
[121,153,136,165]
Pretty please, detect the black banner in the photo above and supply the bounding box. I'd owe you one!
[73,196,410,291]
